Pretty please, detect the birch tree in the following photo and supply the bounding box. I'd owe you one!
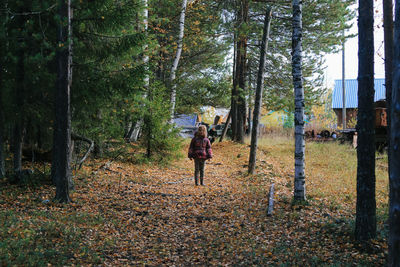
[292,0,306,201]
[389,0,400,263]
[355,0,376,240]
[52,0,72,203]
[231,31,238,139]
[128,0,149,142]
[169,0,188,120]
[248,6,272,175]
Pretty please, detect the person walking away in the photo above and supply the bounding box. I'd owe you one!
[188,125,213,185]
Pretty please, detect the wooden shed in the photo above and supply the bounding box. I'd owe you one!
[332,79,386,128]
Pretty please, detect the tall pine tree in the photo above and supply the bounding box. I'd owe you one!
[389,0,400,263]
[52,0,72,203]
[355,0,376,241]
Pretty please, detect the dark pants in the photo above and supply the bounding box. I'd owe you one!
[194,158,206,185]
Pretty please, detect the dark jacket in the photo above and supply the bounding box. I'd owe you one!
[188,136,213,159]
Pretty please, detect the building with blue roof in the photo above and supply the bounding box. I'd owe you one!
[173,114,199,127]
[332,78,386,128]
[172,114,201,138]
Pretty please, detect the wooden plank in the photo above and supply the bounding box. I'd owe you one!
[267,183,275,216]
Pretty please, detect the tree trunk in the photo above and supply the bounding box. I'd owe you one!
[71,133,94,170]
[124,119,132,139]
[52,0,72,203]
[11,5,27,181]
[247,106,252,135]
[247,69,253,136]
[383,0,394,201]
[142,0,149,94]
[0,113,4,178]
[389,0,400,263]
[129,123,142,142]
[0,34,5,178]
[68,139,74,190]
[93,141,103,158]
[248,7,272,175]
[13,123,23,175]
[145,88,153,158]
[355,0,376,241]
[128,0,149,142]
[246,59,252,137]
[383,0,394,135]
[169,0,188,120]
[292,0,306,201]
[231,35,238,138]
[13,28,25,180]
[219,110,231,142]
[233,0,249,144]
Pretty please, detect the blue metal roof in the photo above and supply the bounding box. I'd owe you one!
[332,78,386,109]
[173,114,197,127]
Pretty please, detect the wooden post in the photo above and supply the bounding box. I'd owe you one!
[267,183,275,216]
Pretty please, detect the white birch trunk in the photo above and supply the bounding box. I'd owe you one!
[130,0,149,142]
[169,0,188,120]
[143,0,149,92]
[292,0,306,201]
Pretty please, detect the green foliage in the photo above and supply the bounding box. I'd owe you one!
[71,0,146,146]
[140,83,183,163]
[246,0,355,112]
[0,210,104,266]
[177,67,231,114]
[0,0,57,150]
[283,112,294,129]
[149,0,231,110]
[1,0,153,161]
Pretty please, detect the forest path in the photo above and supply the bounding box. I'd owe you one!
[76,140,384,266]
[1,141,387,265]
[76,141,282,266]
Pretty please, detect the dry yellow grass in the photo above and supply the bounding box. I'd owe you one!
[257,135,389,214]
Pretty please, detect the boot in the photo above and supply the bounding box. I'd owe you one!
[200,177,204,186]
[195,177,198,186]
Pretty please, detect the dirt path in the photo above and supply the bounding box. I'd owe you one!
[67,140,383,266]
[72,141,283,266]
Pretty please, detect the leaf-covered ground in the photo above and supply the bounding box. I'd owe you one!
[0,139,388,266]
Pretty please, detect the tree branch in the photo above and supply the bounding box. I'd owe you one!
[71,133,94,170]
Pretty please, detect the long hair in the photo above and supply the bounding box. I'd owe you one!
[196,125,208,138]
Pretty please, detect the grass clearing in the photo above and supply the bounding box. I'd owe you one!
[258,135,388,212]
